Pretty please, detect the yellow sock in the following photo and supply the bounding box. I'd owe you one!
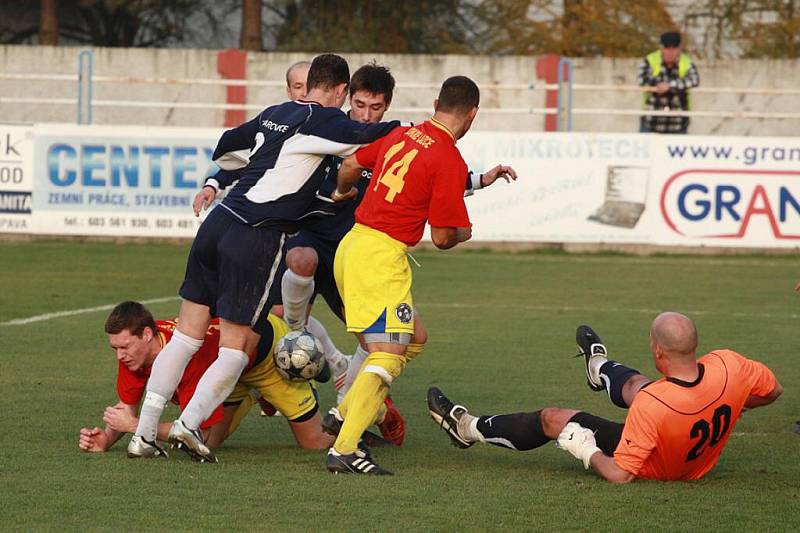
[404,343,424,360]
[333,371,388,454]
[333,350,407,454]
[226,392,256,437]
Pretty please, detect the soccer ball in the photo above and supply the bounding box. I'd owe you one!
[274,330,326,382]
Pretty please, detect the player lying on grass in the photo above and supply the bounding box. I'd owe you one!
[78,301,333,460]
[428,312,782,483]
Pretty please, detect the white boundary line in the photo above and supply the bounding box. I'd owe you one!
[0,296,179,326]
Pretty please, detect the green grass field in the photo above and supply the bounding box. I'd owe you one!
[1,240,798,531]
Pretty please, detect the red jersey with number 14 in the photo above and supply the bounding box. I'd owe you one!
[353,119,471,246]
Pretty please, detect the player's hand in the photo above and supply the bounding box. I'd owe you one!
[193,186,217,217]
[103,405,137,433]
[331,187,358,202]
[556,422,601,469]
[481,165,518,187]
[78,427,109,453]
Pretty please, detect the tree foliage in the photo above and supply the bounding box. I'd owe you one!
[1,0,215,47]
[468,0,676,57]
[685,0,800,58]
[2,0,799,59]
[264,0,474,53]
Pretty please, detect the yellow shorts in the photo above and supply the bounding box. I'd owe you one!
[334,223,415,335]
[225,314,317,421]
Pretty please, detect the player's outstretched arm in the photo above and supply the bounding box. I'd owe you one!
[78,427,115,453]
[557,422,635,484]
[331,154,363,202]
[193,187,217,217]
[589,452,635,484]
[212,115,261,170]
[479,165,518,187]
[103,403,174,443]
[744,380,783,409]
[78,401,137,452]
[430,226,471,250]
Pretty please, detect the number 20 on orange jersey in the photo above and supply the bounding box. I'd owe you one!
[374,140,419,203]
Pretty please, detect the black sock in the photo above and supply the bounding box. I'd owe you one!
[598,360,641,408]
[476,410,551,451]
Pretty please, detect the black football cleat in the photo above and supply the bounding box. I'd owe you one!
[321,408,391,448]
[575,325,608,392]
[427,387,474,449]
[326,448,393,475]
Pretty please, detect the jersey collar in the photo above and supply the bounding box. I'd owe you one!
[666,363,705,388]
[428,118,456,143]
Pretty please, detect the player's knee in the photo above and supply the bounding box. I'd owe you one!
[290,414,334,449]
[540,407,578,437]
[286,247,318,276]
[364,364,396,385]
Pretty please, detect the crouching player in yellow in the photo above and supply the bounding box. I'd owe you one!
[325,76,514,474]
[78,301,333,461]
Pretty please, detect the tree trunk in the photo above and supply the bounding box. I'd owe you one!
[240,0,263,51]
[39,0,58,45]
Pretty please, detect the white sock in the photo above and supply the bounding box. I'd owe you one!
[134,329,203,440]
[281,269,314,330]
[588,355,608,385]
[179,347,249,430]
[305,315,347,374]
[462,415,485,443]
[338,344,369,404]
[137,392,168,442]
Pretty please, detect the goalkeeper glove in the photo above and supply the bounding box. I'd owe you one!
[556,422,602,469]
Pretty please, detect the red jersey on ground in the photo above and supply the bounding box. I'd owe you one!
[614,349,777,481]
[353,118,471,246]
[115,319,233,429]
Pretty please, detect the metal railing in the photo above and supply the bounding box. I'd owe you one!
[1,50,799,130]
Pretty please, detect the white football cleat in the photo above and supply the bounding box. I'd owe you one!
[167,420,217,463]
[127,435,168,459]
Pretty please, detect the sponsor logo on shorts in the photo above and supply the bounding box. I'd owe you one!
[395,303,413,323]
[299,395,313,406]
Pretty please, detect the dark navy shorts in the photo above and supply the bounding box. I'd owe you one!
[286,230,345,322]
[179,207,287,335]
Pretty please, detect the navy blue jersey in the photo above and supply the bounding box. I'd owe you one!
[300,157,370,243]
[211,100,399,229]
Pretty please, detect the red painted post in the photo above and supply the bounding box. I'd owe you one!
[536,54,561,132]
[217,49,248,127]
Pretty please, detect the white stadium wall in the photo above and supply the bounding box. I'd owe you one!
[1,45,799,135]
[2,122,798,250]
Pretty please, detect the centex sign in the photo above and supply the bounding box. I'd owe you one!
[660,169,800,239]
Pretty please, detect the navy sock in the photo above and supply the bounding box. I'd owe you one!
[598,360,641,408]
[476,410,550,451]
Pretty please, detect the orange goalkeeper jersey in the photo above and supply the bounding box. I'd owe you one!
[613,350,777,481]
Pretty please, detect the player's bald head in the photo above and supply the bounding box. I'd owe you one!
[650,312,698,360]
[286,61,311,86]
[285,61,311,100]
